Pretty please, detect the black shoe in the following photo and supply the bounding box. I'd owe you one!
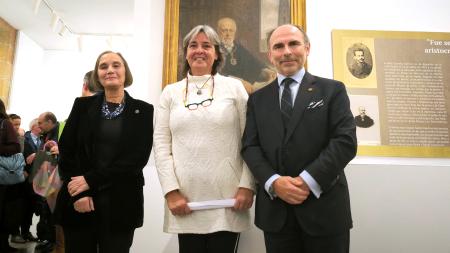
[22,232,39,242]
[35,240,54,252]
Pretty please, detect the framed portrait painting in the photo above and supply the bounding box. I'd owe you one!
[0,17,17,108]
[162,0,306,92]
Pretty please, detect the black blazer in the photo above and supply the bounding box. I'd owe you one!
[242,72,357,236]
[23,131,39,174]
[56,91,153,229]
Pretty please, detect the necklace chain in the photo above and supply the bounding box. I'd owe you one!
[194,75,211,89]
[188,75,212,95]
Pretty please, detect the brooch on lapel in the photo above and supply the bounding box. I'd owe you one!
[307,99,324,109]
[134,109,140,114]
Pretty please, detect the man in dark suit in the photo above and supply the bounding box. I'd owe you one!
[354,106,374,128]
[241,24,357,253]
[19,118,41,242]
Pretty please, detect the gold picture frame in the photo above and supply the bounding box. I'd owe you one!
[162,0,306,87]
[0,17,17,108]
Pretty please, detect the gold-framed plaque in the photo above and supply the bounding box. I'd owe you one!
[333,30,450,157]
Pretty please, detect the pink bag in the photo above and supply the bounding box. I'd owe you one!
[32,159,62,212]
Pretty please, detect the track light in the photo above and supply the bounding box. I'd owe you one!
[58,26,67,36]
[33,0,42,15]
[50,12,59,31]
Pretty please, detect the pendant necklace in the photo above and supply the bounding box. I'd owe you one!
[192,75,212,95]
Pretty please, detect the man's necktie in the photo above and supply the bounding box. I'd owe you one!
[280,78,295,129]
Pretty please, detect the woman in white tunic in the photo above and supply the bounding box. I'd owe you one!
[154,25,255,253]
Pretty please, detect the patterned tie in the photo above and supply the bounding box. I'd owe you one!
[280,78,295,129]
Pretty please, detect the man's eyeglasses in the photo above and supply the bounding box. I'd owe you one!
[184,75,215,110]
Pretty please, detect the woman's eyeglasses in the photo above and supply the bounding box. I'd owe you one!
[184,75,215,110]
[185,98,213,110]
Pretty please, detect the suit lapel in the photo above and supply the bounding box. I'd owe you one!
[87,94,103,135]
[84,94,103,157]
[266,81,284,140]
[117,91,135,152]
[284,72,316,143]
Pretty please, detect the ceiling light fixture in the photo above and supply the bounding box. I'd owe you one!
[36,0,132,50]
[50,12,60,31]
[58,26,67,37]
[33,0,42,15]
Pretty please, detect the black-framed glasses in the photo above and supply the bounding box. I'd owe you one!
[185,98,214,110]
[184,75,215,110]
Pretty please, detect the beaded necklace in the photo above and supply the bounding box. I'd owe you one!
[101,97,125,119]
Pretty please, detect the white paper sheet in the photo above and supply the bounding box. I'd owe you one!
[187,198,236,211]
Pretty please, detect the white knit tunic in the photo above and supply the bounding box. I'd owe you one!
[154,73,255,234]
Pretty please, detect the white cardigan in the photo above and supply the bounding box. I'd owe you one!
[154,73,255,234]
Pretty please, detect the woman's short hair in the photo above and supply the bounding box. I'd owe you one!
[92,51,133,91]
[0,98,8,119]
[182,25,224,76]
[29,118,39,130]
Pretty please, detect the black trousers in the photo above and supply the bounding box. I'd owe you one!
[36,196,55,242]
[0,185,10,250]
[63,191,135,253]
[264,207,349,253]
[178,231,240,253]
[64,225,135,253]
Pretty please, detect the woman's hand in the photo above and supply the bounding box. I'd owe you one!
[73,197,95,213]
[233,187,254,211]
[165,190,192,216]
[26,153,36,164]
[68,176,90,197]
[49,145,59,155]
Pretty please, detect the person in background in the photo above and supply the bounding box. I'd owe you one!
[7,113,28,245]
[7,118,42,245]
[8,114,24,151]
[56,51,153,253]
[19,119,41,243]
[34,111,60,252]
[154,25,255,253]
[81,70,98,97]
[241,24,357,253]
[0,99,21,252]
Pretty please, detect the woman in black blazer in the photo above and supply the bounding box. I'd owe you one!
[57,51,153,253]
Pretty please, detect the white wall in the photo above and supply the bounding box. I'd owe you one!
[307,0,450,252]
[8,0,450,252]
[8,31,44,125]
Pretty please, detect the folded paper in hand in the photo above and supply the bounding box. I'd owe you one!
[187,199,236,211]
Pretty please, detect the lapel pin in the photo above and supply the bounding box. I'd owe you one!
[308,87,313,92]
[134,109,140,114]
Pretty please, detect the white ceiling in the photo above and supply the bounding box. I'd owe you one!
[0,0,134,50]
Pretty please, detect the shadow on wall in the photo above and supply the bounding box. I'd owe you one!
[162,235,179,253]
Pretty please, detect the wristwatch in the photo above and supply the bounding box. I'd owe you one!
[268,184,277,199]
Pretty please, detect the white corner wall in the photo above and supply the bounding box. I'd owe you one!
[307,0,450,252]
[8,0,450,252]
